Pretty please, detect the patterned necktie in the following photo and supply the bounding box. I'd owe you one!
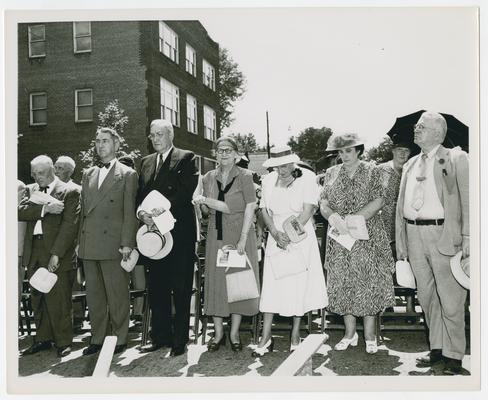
[411,153,428,211]
[154,153,163,180]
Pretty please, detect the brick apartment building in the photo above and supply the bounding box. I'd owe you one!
[17,20,220,183]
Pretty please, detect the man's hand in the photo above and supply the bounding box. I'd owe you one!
[462,236,470,258]
[139,211,154,227]
[45,202,64,215]
[119,246,132,262]
[151,207,166,217]
[47,254,60,273]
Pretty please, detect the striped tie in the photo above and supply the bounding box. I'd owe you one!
[411,153,428,211]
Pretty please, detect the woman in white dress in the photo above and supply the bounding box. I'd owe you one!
[253,146,328,356]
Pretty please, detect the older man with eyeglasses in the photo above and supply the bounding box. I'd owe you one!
[136,119,199,356]
[396,111,469,375]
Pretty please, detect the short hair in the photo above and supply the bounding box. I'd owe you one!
[150,119,175,140]
[214,135,240,153]
[55,156,76,172]
[96,127,122,142]
[422,111,447,142]
[31,155,53,168]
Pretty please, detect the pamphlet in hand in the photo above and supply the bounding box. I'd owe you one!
[28,191,62,205]
[327,228,356,251]
[216,245,247,270]
[345,215,369,240]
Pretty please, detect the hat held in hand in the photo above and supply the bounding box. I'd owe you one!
[136,225,173,260]
[450,251,469,290]
[395,259,416,289]
[120,249,140,272]
[29,267,58,293]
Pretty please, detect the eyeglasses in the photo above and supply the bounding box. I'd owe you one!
[414,123,431,131]
[216,148,234,155]
[148,132,167,139]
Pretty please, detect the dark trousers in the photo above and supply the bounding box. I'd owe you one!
[146,238,195,348]
[28,237,75,347]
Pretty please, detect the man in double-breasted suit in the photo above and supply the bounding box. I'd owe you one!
[396,111,469,375]
[78,127,138,356]
[19,155,80,357]
[137,119,199,356]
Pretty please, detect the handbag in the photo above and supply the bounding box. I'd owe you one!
[225,257,259,303]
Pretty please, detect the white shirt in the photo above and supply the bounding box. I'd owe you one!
[403,144,445,220]
[155,146,173,170]
[33,177,58,235]
[98,158,117,189]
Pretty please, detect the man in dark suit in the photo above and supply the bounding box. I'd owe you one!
[137,119,199,356]
[78,127,138,356]
[19,155,80,357]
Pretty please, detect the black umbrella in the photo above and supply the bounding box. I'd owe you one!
[386,110,469,152]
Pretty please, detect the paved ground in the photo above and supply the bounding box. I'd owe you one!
[18,320,471,378]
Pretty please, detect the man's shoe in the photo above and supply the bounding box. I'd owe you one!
[443,358,463,375]
[82,344,102,356]
[139,342,169,353]
[170,345,186,357]
[57,345,72,357]
[21,341,52,356]
[416,349,443,368]
[114,344,127,354]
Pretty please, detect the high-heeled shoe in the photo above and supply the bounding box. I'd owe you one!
[251,337,274,357]
[229,333,242,352]
[207,334,226,352]
[365,338,378,354]
[289,336,302,352]
[334,332,358,351]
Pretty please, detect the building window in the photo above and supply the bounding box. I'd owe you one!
[185,44,196,76]
[203,105,216,141]
[159,22,178,63]
[186,94,198,134]
[75,89,93,122]
[160,77,180,126]
[29,92,47,126]
[202,59,215,91]
[28,25,46,58]
[73,22,92,53]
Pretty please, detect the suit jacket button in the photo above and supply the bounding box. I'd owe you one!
[103,230,107,234]
[168,186,173,190]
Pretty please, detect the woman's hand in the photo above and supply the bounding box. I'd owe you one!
[192,194,206,205]
[236,236,247,255]
[329,213,349,235]
[273,230,290,250]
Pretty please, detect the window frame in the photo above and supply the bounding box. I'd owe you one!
[158,22,179,63]
[202,59,216,91]
[203,105,217,141]
[29,92,47,126]
[73,22,92,54]
[160,77,180,127]
[185,44,197,77]
[28,24,46,58]
[75,89,94,123]
[186,94,198,134]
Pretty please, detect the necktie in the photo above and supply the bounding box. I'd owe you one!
[103,162,111,169]
[97,162,111,169]
[39,186,48,193]
[154,153,163,180]
[215,177,237,240]
[411,153,428,211]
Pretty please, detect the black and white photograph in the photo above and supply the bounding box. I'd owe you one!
[1,0,484,396]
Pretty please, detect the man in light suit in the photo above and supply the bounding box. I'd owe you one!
[78,127,138,356]
[19,155,80,357]
[137,119,199,356]
[396,111,469,375]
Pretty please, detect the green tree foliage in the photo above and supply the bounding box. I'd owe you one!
[79,99,141,169]
[287,127,333,169]
[364,136,394,164]
[232,133,259,153]
[218,48,246,131]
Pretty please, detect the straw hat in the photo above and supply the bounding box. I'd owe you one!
[136,225,173,260]
[450,251,469,290]
[120,249,140,272]
[326,133,364,152]
[262,146,300,168]
[29,267,58,293]
[395,259,416,289]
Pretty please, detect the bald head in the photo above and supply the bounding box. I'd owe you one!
[149,119,174,153]
[414,111,447,151]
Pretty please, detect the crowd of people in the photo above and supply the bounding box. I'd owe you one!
[17,111,469,375]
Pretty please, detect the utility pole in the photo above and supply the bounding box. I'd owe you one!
[266,111,270,157]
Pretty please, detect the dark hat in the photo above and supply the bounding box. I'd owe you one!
[391,134,413,150]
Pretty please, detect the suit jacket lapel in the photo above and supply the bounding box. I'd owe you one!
[143,153,158,183]
[168,147,179,171]
[87,162,120,214]
[433,145,449,203]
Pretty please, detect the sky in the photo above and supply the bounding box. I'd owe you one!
[197,7,478,149]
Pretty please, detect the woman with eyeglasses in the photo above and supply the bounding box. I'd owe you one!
[193,136,259,352]
[319,133,395,354]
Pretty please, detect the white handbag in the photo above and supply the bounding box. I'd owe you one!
[225,256,259,303]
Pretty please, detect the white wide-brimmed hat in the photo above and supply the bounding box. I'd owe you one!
[120,249,140,272]
[395,259,416,289]
[262,146,300,168]
[136,225,173,260]
[29,267,58,293]
[450,251,470,290]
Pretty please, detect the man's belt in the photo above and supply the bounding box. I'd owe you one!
[33,234,44,240]
[404,218,444,226]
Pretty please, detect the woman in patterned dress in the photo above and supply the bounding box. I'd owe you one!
[319,133,395,354]
[193,136,259,352]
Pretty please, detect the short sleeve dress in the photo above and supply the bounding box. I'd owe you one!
[320,161,395,316]
[202,165,260,317]
[259,168,328,317]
